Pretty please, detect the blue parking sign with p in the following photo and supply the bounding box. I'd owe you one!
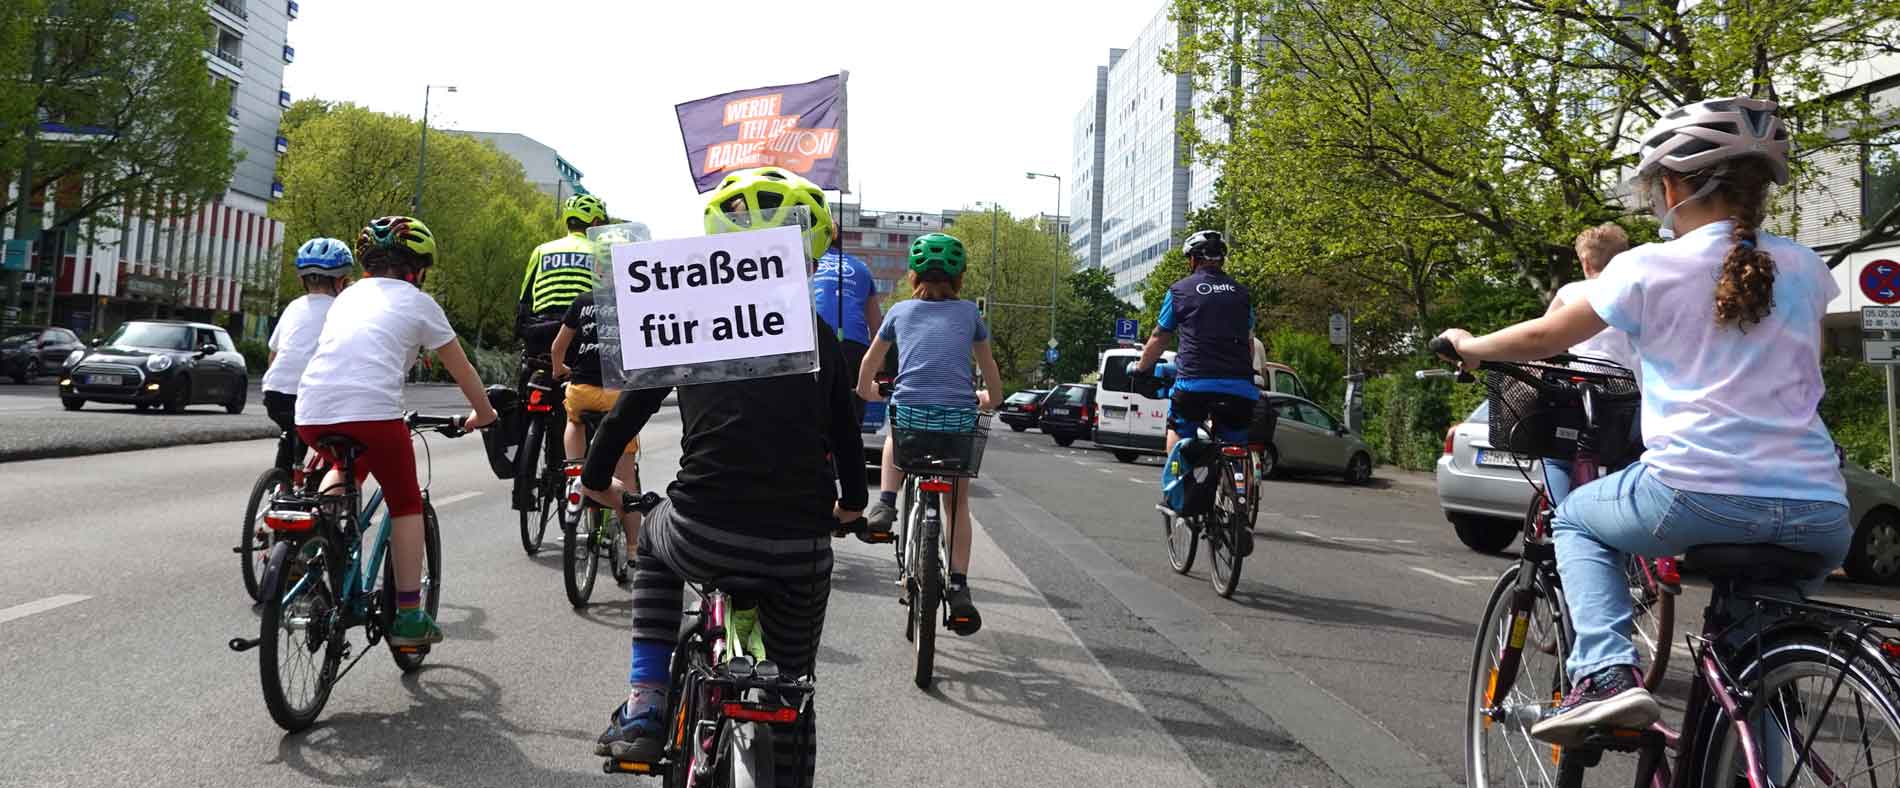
[1114,318,1138,342]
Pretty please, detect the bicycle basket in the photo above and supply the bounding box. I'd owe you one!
[1483,359,1638,461]
[891,404,990,478]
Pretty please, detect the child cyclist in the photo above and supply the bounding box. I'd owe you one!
[586,167,865,787]
[551,288,640,572]
[857,232,1004,636]
[1434,97,1850,743]
[295,216,497,647]
[262,238,353,472]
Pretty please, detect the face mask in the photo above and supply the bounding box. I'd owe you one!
[1649,175,1721,241]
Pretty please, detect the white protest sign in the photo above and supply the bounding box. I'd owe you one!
[609,224,815,373]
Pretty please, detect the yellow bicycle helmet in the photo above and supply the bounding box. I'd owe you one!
[562,194,609,227]
[357,216,436,265]
[702,167,834,261]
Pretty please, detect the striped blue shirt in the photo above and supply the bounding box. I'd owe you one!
[878,298,989,408]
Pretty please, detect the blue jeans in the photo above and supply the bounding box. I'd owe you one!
[1551,462,1850,681]
[1544,458,1575,506]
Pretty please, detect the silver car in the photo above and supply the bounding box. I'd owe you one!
[1259,393,1374,484]
[1436,402,1541,553]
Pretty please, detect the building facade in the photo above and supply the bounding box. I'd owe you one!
[1071,5,1222,306]
[445,130,589,208]
[829,203,943,298]
[4,0,296,340]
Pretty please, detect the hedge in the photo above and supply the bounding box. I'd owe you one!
[1823,355,1891,477]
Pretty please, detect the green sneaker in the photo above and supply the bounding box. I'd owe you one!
[726,606,767,664]
[389,609,444,647]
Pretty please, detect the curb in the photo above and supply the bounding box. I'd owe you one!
[0,425,278,463]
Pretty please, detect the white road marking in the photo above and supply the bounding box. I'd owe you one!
[1299,514,1321,519]
[433,491,482,506]
[1296,530,1326,540]
[1411,567,1473,586]
[1393,539,1417,544]
[1334,536,1383,542]
[1128,477,1148,484]
[1095,468,1114,474]
[1458,575,1499,582]
[0,594,90,625]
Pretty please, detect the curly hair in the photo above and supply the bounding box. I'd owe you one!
[1678,163,1778,327]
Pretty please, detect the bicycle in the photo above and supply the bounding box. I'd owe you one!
[882,390,991,690]
[238,426,307,602]
[1432,338,1900,788]
[559,406,636,608]
[228,411,469,733]
[1135,367,1256,600]
[515,354,565,556]
[604,495,814,786]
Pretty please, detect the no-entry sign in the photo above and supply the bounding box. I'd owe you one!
[1861,260,1900,304]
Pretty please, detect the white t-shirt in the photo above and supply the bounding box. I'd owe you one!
[1584,220,1843,504]
[1554,279,1637,377]
[262,293,334,395]
[295,278,457,426]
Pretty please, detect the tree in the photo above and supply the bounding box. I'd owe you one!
[1051,267,1136,383]
[1,0,235,234]
[908,207,1073,389]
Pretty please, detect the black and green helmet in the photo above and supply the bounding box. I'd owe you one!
[908,232,967,277]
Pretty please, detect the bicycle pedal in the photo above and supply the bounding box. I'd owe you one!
[602,758,659,775]
[1576,726,1660,752]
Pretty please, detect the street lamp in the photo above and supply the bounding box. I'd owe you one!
[974,200,1002,316]
[411,84,458,218]
[1025,171,1063,352]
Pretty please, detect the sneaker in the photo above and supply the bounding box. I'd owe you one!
[388,609,444,647]
[1530,665,1661,746]
[596,695,667,760]
[945,582,982,636]
[864,501,897,535]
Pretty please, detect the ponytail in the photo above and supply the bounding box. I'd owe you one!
[1695,165,1777,327]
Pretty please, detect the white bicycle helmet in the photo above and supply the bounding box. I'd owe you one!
[1634,96,1790,185]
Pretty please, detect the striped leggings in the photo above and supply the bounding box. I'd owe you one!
[629,498,833,788]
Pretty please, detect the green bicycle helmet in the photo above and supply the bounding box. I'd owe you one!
[703,167,835,261]
[908,232,967,277]
[357,216,437,266]
[562,194,609,227]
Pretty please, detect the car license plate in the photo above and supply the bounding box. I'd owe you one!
[1102,406,1126,418]
[88,374,122,386]
[1475,449,1523,468]
[1051,407,1072,416]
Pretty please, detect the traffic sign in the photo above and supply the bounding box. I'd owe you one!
[1,239,29,272]
[1047,337,1058,349]
[1864,306,1900,332]
[1043,347,1059,364]
[1114,318,1139,342]
[1862,260,1900,304]
[1867,339,1900,364]
[1329,313,1348,345]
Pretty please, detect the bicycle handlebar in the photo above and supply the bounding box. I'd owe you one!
[405,411,470,437]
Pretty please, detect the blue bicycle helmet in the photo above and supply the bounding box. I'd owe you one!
[295,237,354,278]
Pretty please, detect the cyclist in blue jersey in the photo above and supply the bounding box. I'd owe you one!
[813,249,881,424]
[1131,230,1260,459]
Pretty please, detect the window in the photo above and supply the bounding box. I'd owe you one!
[1101,359,1134,393]
[1867,128,1900,233]
[1294,402,1338,431]
[214,330,237,353]
[1273,370,1306,399]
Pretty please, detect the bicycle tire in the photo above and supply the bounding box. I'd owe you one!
[564,502,599,608]
[719,721,776,788]
[241,467,290,602]
[1466,563,1574,788]
[1625,556,1675,693]
[1208,463,1245,598]
[259,537,339,732]
[1695,630,1900,786]
[517,417,548,555]
[1165,510,1197,574]
[384,502,443,672]
[912,490,942,690]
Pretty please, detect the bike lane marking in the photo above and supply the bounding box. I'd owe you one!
[433,491,482,506]
[1409,567,1473,586]
[0,594,89,626]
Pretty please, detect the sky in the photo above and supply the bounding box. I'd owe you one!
[281,0,1169,240]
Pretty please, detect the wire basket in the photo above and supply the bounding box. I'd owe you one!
[891,404,990,478]
[1483,356,1639,464]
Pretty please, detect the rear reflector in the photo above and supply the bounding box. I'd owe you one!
[919,480,954,493]
[722,702,798,724]
[263,510,316,532]
[563,464,583,477]
[1219,445,1247,457]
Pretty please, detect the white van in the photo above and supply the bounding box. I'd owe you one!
[1092,348,1310,463]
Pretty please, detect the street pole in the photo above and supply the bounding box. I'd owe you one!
[411,85,456,218]
[1026,172,1062,348]
[984,202,999,313]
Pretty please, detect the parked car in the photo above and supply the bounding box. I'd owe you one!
[1093,348,1171,463]
[58,320,248,413]
[1258,393,1374,483]
[1038,383,1096,446]
[1434,402,1900,584]
[1435,401,1542,553]
[999,388,1051,431]
[1,326,84,383]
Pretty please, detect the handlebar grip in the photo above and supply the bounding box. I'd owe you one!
[877,382,894,397]
[1427,336,1461,363]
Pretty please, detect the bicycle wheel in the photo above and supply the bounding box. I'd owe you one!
[1625,556,1674,693]
[382,502,443,672]
[1697,632,1900,786]
[1208,464,1245,598]
[563,503,599,608]
[911,491,942,690]
[1466,564,1573,788]
[517,417,548,555]
[718,721,776,788]
[240,467,290,602]
[1165,509,1198,574]
[259,537,340,732]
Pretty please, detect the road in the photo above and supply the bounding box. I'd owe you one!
[6,417,1899,786]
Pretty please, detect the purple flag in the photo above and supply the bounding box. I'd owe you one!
[675,73,848,193]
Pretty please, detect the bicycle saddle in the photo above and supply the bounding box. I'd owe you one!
[1685,544,1829,584]
[312,434,368,458]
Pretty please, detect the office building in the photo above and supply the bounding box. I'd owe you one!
[1070,5,1223,306]
[829,203,944,297]
[446,130,590,206]
[4,0,298,338]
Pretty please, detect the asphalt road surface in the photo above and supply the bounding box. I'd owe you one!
[6,416,1898,787]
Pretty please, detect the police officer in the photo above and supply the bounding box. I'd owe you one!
[1132,230,1259,458]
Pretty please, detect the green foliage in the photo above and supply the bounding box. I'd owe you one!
[1357,357,1483,471]
[1265,328,1342,407]
[1,0,236,234]
[272,103,557,350]
[1137,250,1190,334]
[1822,356,1892,477]
[237,338,269,375]
[1050,267,1136,384]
